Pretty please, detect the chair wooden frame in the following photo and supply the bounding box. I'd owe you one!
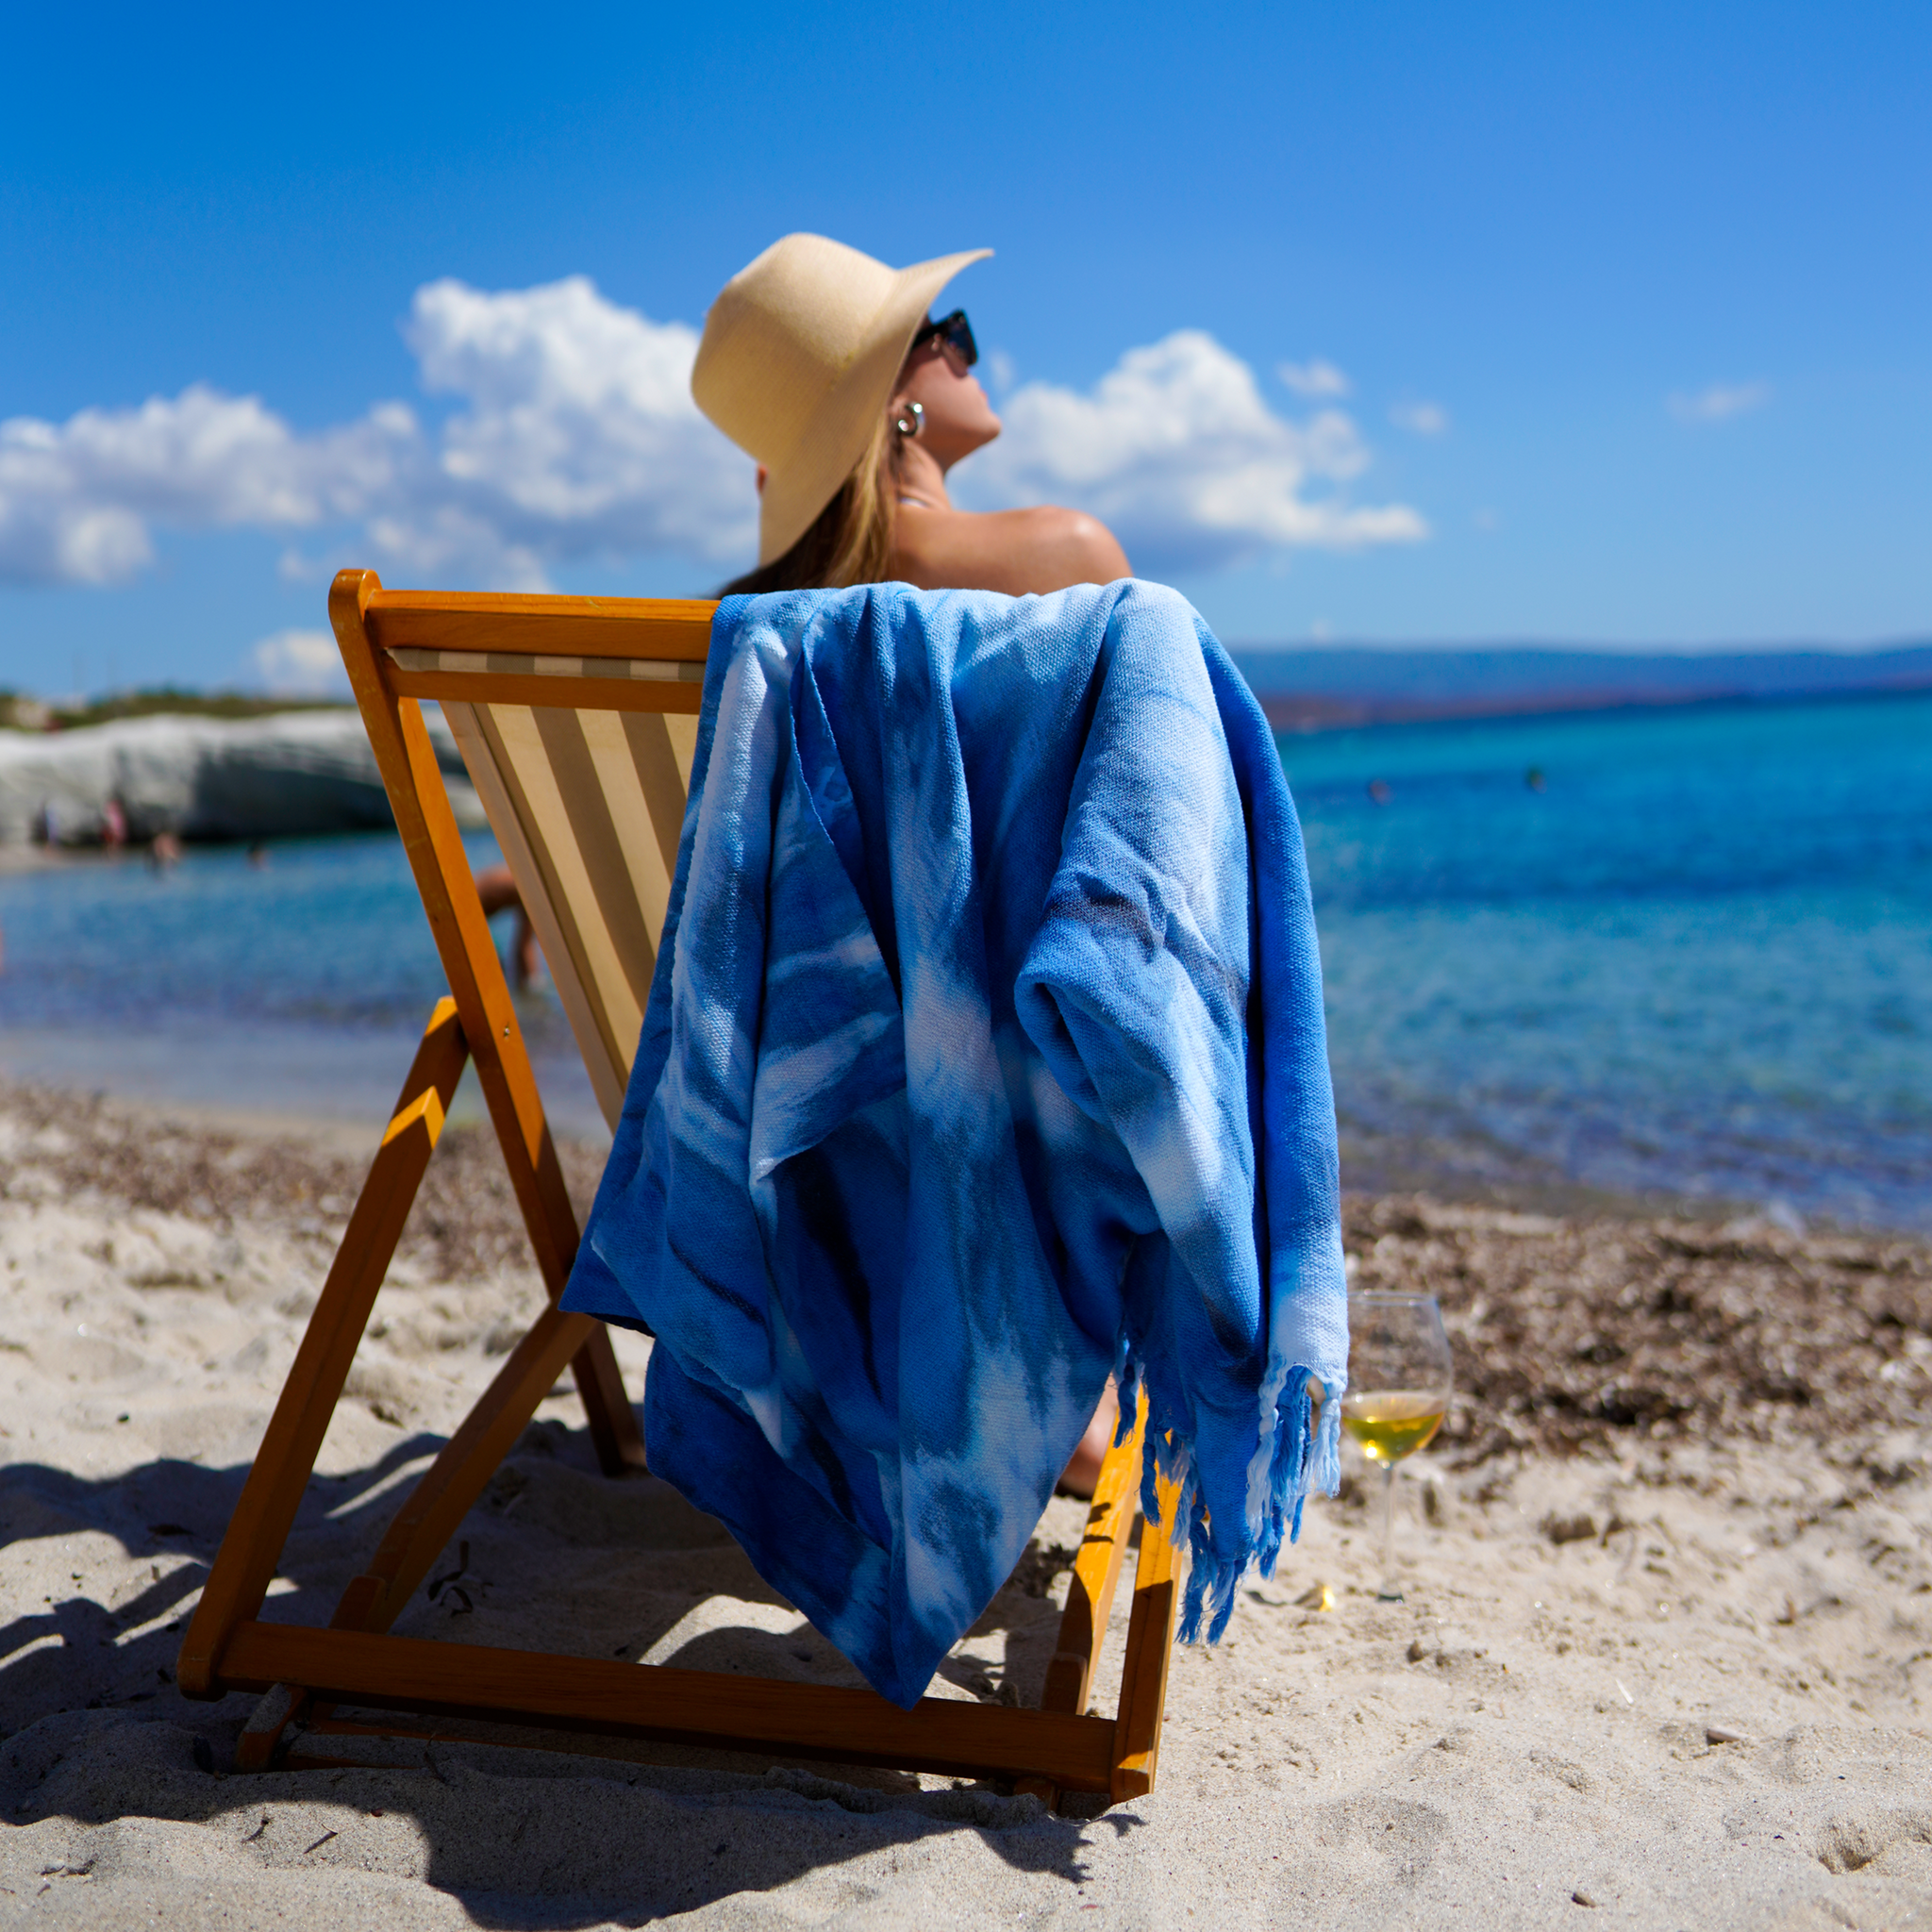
[177,568,1180,1806]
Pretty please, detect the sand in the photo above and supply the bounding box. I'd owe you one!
[3,1083,1930,1928]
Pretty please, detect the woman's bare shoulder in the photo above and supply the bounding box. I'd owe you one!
[891,504,1132,595]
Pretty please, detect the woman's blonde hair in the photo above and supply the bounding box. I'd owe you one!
[719,410,899,597]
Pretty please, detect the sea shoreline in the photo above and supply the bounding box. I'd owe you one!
[0,1050,1915,1242]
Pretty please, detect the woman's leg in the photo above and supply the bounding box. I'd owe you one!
[1056,1379,1120,1498]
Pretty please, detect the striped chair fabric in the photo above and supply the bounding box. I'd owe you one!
[439,688,701,1128]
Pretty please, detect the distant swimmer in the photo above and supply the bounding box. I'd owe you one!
[1367,778,1392,806]
[148,832,182,872]
[1525,766,1547,792]
[475,863,541,990]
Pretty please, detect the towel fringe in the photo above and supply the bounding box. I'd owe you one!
[1116,1344,1340,1645]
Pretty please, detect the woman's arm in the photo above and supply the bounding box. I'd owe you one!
[889,504,1131,596]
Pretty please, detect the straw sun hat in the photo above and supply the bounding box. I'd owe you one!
[691,233,991,566]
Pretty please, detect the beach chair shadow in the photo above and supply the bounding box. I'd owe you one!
[175,571,1181,1809]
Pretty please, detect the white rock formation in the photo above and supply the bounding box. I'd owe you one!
[0,709,486,844]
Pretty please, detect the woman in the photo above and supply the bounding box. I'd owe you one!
[691,233,1127,1491]
[692,233,1131,600]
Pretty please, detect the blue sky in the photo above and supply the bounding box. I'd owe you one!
[3,0,1927,696]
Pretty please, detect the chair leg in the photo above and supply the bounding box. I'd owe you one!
[234,1683,309,1772]
[1042,1401,1145,1719]
[1013,1400,1146,1812]
[177,1001,469,1701]
[1109,1470,1182,1802]
[491,1091,642,1476]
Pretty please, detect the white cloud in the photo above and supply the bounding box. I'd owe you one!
[252,627,349,696]
[965,330,1425,572]
[389,276,754,581]
[1669,382,1770,424]
[0,277,753,591]
[1390,400,1450,436]
[1278,358,1352,399]
[2,287,1422,590]
[0,387,412,586]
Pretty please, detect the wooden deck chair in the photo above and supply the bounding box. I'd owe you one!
[177,568,1181,1807]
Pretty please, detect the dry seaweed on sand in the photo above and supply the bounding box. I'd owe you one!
[0,1076,608,1283]
[1343,1194,1932,1466]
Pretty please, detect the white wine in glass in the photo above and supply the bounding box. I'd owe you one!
[1343,1294,1454,1602]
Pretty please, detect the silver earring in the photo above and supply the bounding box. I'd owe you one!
[893,400,924,439]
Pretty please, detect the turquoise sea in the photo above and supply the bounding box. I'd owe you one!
[2,690,1927,1230]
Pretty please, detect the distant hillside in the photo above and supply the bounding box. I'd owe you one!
[0,688,340,734]
[1231,642,1932,730]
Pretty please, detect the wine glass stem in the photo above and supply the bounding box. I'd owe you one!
[1377,1461,1401,1601]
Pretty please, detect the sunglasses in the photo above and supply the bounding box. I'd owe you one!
[914,308,978,368]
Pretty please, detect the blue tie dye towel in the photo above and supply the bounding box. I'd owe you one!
[560,579,1348,1708]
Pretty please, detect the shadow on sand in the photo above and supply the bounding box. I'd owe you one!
[1,1421,1141,1923]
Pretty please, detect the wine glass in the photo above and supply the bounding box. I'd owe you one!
[1343,1292,1454,1602]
